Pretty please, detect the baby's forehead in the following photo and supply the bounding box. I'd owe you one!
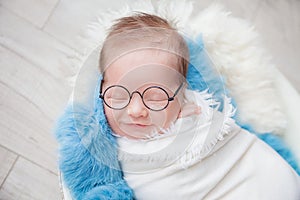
[103,50,185,90]
[103,48,179,70]
[104,64,184,91]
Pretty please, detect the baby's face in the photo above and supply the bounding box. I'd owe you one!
[102,49,184,139]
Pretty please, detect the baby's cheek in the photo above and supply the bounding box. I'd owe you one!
[104,107,120,132]
[165,102,182,126]
[151,107,179,130]
[150,111,167,128]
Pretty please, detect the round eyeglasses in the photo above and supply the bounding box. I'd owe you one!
[99,83,183,111]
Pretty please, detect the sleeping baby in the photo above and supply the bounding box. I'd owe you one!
[97,13,300,199]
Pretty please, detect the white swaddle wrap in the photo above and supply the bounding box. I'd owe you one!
[117,90,300,199]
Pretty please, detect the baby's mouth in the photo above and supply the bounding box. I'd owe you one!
[126,123,151,128]
[119,122,155,138]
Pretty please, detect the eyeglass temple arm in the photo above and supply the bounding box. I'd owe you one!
[168,83,184,101]
[99,80,104,99]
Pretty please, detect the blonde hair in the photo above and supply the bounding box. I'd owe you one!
[99,13,189,77]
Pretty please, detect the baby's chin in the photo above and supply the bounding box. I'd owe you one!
[113,123,175,140]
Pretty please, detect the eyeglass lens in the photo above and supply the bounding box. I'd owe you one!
[103,85,170,111]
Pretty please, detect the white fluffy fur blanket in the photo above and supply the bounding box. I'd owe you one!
[77,1,287,135]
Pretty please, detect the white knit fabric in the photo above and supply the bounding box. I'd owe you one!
[118,90,300,200]
[119,130,300,199]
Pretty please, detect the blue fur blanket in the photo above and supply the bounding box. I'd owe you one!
[56,100,134,199]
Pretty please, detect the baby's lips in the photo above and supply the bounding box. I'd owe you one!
[127,123,149,127]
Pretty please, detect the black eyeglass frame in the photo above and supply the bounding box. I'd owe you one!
[99,83,184,111]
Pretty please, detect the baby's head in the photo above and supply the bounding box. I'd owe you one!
[99,13,196,139]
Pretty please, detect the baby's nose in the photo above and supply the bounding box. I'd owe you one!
[127,93,148,118]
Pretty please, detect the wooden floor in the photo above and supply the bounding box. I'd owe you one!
[0,0,299,199]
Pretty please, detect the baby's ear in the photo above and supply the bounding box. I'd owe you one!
[178,102,201,118]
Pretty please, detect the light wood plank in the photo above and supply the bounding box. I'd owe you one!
[0,157,60,200]
[1,0,59,28]
[43,0,130,51]
[252,0,300,92]
[0,146,17,186]
[0,45,72,174]
[0,45,71,122]
[0,7,80,82]
[0,81,59,174]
